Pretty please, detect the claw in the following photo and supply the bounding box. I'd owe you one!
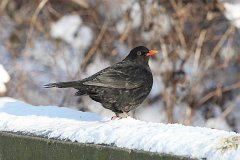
[111,116,122,120]
[111,112,129,120]
[123,112,129,117]
[111,113,122,120]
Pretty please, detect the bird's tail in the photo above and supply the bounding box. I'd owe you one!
[44,81,81,88]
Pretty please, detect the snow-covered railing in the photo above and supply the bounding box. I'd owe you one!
[0,98,239,160]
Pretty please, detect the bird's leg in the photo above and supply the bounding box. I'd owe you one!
[111,113,122,120]
[123,112,129,118]
[118,112,129,118]
[111,112,129,120]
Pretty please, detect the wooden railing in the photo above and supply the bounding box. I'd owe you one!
[0,132,194,160]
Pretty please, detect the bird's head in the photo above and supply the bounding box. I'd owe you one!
[124,46,158,64]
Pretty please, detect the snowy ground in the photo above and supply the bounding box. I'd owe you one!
[0,97,239,160]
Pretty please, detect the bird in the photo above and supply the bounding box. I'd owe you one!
[44,46,158,120]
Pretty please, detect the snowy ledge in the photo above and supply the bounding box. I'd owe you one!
[0,98,239,160]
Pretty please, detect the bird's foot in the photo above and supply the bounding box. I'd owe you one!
[122,112,129,118]
[111,116,122,120]
[111,113,122,120]
[111,112,129,120]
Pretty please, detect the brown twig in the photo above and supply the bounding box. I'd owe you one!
[170,0,187,49]
[192,29,207,74]
[119,22,132,43]
[81,21,108,70]
[221,103,235,119]
[0,0,8,14]
[70,0,89,8]
[197,81,240,107]
[159,36,171,71]
[14,0,49,98]
[172,20,187,49]
[23,0,49,53]
[211,26,235,58]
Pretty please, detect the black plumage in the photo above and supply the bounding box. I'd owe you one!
[44,46,158,119]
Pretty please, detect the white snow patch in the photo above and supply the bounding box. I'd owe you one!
[0,65,10,83]
[0,97,239,159]
[0,65,10,93]
[73,25,93,49]
[0,83,7,94]
[51,15,82,41]
[223,1,240,28]
[141,1,172,41]
[96,0,138,21]
[116,1,142,34]
[142,14,172,41]
[130,2,142,29]
[50,15,93,49]
[116,20,127,34]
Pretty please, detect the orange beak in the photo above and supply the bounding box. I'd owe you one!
[146,50,158,56]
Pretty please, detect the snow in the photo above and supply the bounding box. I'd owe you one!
[0,65,10,84]
[116,1,142,34]
[0,84,7,94]
[0,97,239,159]
[51,15,82,42]
[116,20,128,34]
[223,1,240,28]
[141,1,172,41]
[50,14,93,49]
[0,65,10,93]
[130,2,142,29]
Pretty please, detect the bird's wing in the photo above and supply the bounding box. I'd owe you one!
[82,64,146,89]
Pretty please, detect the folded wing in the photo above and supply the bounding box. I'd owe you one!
[82,65,145,89]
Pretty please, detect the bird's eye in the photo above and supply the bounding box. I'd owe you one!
[137,51,142,56]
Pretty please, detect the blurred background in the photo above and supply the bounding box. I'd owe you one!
[0,0,239,132]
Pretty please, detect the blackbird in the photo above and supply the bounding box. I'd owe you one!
[44,46,158,119]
